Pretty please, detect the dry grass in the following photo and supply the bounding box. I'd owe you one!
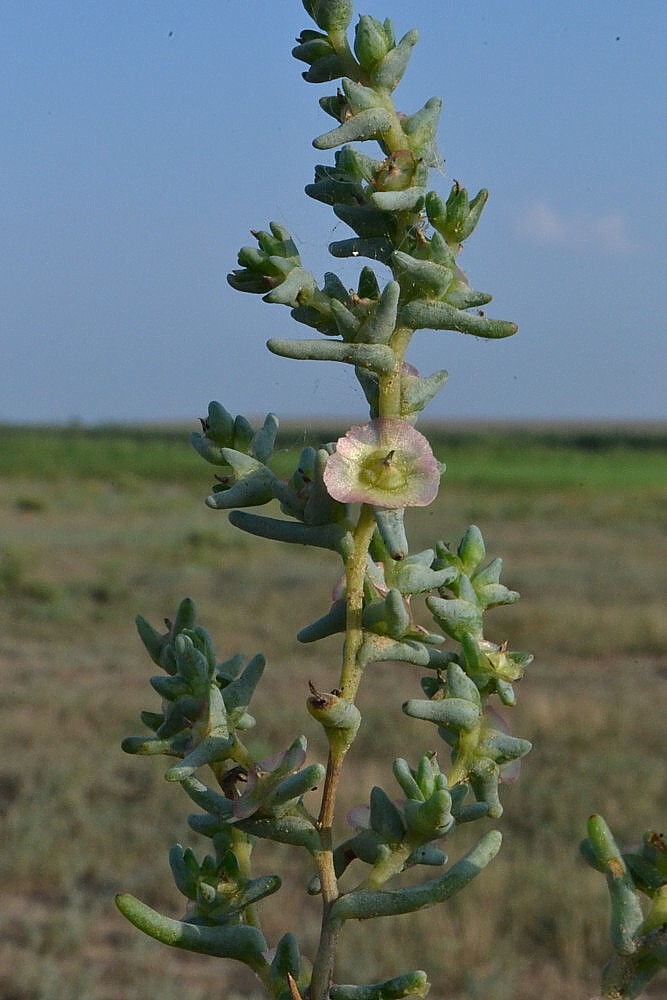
[0,426,665,999]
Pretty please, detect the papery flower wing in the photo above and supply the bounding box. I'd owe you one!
[323,418,440,508]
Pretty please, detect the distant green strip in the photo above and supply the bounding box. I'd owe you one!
[0,424,664,489]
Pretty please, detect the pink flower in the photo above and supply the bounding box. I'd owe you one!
[323,419,441,509]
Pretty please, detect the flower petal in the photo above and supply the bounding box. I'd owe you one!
[323,419,440,509]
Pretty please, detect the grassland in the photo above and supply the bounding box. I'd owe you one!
[0,422,665,1000]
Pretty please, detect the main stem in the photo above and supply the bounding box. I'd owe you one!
[304,35,416,977]
[310,504,378,1000]
[381,326,413,418]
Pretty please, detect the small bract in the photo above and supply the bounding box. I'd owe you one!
[323,418,441,509]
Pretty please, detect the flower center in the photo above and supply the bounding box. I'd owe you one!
[359,449,407,492]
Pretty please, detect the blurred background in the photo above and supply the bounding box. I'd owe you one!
[0,425,665,998]
[1,1,665,997]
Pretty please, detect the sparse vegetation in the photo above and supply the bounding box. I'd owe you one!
[1,424,664,999]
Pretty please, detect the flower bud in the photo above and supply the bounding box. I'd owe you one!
[310,0,354,34]
[371,150,417,192]
[426,184,488,249]
[446,183,488,243]
[307,683,361,753]
[228,224,301,295]
[354,15,392,70]
[403,787,453,838]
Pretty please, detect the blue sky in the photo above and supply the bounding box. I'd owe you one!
[2,1,666,426]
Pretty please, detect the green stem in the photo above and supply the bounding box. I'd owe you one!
[375,96,411,154]
[328,30,370,85]
[378,325,413,418]
[231,827,263,933]
[310,861,342,1000]
[209,758,264,933]
[338,503,378,702]
[303,34,419,975]
[310,504,378,1000]
[447,725,482,787]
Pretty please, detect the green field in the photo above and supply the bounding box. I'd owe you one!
[0,423,665,1000]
